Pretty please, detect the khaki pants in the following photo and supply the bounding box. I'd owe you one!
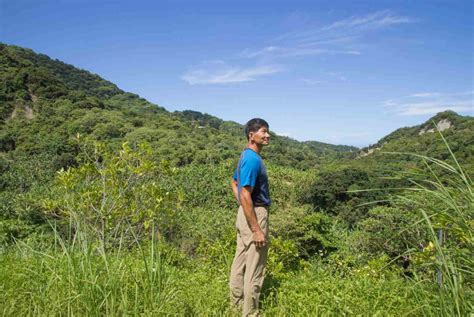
[229,206,269,316]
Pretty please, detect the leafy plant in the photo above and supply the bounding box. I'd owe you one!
[42,140,181,249]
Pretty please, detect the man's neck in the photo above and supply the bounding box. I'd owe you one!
[247,142,262,154]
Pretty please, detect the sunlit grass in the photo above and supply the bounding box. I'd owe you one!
[1,130,472,316]
[388,131,473,316]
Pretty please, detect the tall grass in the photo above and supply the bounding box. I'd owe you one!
[1,221,175,316]
[1,213,441,316]
[386,130,473,316]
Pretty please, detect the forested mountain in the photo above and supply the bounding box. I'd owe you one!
[1,42,472,230]
[0,43,356,171]
[2,43,471,175]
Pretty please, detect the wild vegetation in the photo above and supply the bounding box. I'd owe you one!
[0,44,473,316]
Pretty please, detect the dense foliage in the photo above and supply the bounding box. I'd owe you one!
[1,44,473,315]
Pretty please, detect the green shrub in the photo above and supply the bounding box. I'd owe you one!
[42,141,181,249]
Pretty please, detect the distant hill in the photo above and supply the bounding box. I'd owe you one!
[356,110,473,168]
[297,109,473,227]
[1,42,472,240]
[1,42,472,180]
[0,43,356,171]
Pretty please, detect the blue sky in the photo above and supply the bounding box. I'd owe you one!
[1,0,473,147]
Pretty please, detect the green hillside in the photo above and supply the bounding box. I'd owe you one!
[357,110,473,165]
[0,43,356,171]
[299,110,473,226]
[0,44,472,315]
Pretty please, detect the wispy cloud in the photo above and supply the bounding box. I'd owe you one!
[383,91,474,116]
[410,92,442,98]
[240,46,361,59]
[301,78,326,85]
[275,10,414,46]
[410,91,474,98]
[328,71,347,82]
[274,131,292,137]
[181,61,283,85]
[237,10,413,71]
[321,10,414,32]
[398,104,472,116]
[299,72,347,85]
[183,10,414,85]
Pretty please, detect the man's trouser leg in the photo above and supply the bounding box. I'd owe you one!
[229,206,269,316]
[230,229,246,310]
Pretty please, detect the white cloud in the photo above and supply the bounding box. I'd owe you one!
[397,103,473,116]
[276,10,414,45]
[239,46,281,58]
[382,99,398,107]
[184,11,413,85]
[410,92,442,98]
[383,92,473,116]
[328,72,347,82]
[240,46,360,58]
[274,131,292,137]
[181,62,283,85]
[301,78,325,85]
[233,10,412,85]
[410,91,474,98]
[321,10,413,32]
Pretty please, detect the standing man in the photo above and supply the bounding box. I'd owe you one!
[230,118,271,316]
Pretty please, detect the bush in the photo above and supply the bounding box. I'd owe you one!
[350,206,428,265]
[42,141,182,248]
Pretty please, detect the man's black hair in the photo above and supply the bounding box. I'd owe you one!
[245,118,269,140]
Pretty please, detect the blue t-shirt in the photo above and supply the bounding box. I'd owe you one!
[233,148,271,206]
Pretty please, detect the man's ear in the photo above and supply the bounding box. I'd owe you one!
[249,132,254,141]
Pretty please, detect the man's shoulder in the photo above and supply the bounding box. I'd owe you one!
[241,149,262,167]
[242,149,261,160]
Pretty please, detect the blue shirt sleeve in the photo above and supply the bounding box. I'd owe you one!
[232,170,237,181]
[238,155,260,188]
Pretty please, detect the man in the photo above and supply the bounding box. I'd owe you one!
[230,118,271,316]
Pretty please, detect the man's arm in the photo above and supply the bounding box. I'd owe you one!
[239,186,266,248]
[231,178,239,203]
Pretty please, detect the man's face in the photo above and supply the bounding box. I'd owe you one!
[250,126,270,146]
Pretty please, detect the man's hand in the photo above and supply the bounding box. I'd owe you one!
[252,228,267,248]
